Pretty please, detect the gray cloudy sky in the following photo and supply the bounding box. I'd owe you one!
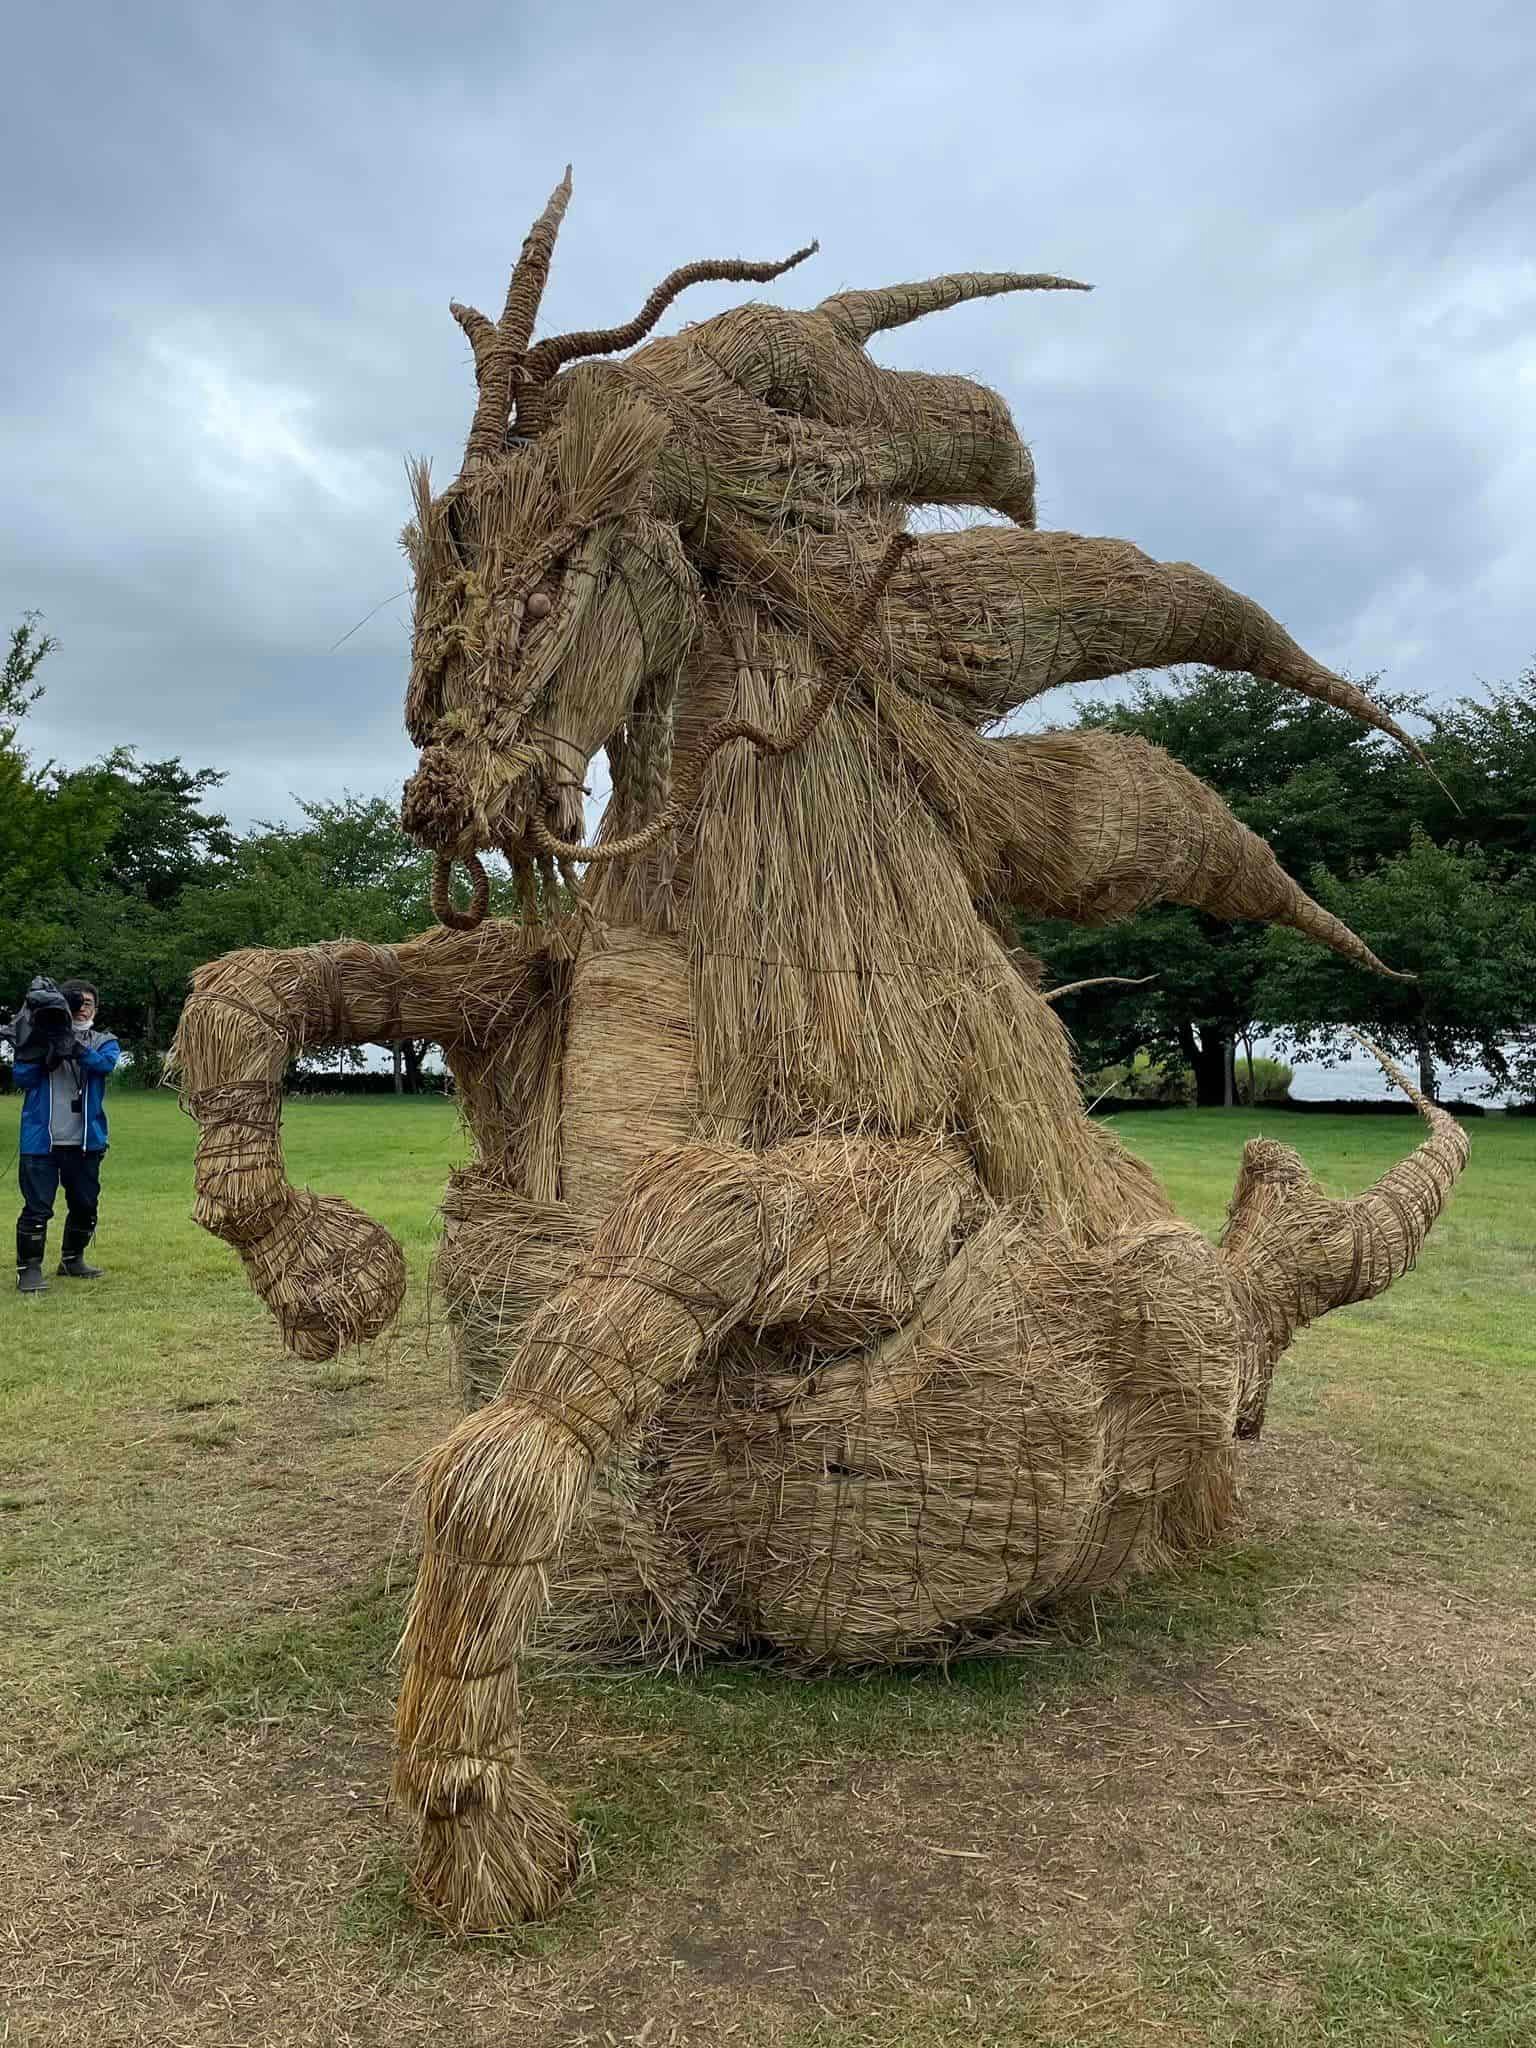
[4,0,1532,829]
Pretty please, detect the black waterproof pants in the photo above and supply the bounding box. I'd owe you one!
[16,1148,103,1266]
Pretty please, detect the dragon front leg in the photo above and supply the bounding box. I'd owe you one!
[169,922,549,1360]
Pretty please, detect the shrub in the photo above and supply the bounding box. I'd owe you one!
[1235,1054,1292,1104]
[1082,1052,1193,1105]
[1082,1050,1292,1107]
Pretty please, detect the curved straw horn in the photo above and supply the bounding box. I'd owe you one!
[917,529,1436,772]
[456,167,575,466]
[819,271,1092,345]
[521,241,819,384]
[987,729,1413,980]
[501,166,576,354]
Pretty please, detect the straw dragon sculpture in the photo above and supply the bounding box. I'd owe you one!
[173,172,1467,1930]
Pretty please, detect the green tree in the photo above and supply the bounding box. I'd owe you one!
[1,612,57,739]
[0,618,123,1025]
[175,795,450,1088]
[1414,680,1536,865]
[86,751,235,909]
[1025,665,1536,1105]
[1258,833,1536,1099]
[179,795,437,953]
[1020,669,1417,1105]
[52,752,237,1065]
[0,622,475,1090]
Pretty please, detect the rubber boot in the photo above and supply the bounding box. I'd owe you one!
[16,1218,47,1293]
[58,1215,102,1278]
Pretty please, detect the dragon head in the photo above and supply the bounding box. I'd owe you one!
[398,170,814,915]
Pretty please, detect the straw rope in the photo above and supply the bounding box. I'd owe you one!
[431,851,491,931]
[1041,974,1157,1004]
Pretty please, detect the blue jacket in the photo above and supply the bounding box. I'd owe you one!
[14,1031,121,1153]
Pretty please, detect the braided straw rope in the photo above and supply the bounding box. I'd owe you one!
[432,851,492,931]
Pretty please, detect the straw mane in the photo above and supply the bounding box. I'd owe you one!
[171,173,1467,1934]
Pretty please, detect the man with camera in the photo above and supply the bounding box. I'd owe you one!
[11,978,120,1294]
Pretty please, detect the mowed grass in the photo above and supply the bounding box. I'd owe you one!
[0,1089,457,1422]
[1,1091,1533,2047]
[0,1092,462,1727]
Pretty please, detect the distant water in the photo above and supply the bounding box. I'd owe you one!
[312,1034,1525,1106]
[1252,1037,1524,1108]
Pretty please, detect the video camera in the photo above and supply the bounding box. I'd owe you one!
[0,976,79,1067]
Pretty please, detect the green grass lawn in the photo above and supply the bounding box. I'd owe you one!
[2,1091,1533,2047]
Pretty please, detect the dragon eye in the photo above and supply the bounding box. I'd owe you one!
[527,590,553,621]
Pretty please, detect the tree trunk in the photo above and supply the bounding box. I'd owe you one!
[402,1038,426,1095]
[1223,1038,1237,1108]
[392,1042,404,1095]
[1241,1031,1257,1107]
[1186,1025,1230,1109]
[1415,1017,1438,1102]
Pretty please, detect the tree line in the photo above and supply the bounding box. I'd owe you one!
[5,614,1534,1101]
[1,616,456,1084]
[1019,667,1536,1103]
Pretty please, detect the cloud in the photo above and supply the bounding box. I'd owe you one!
[2,0,1532,827]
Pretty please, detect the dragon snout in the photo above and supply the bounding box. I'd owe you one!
[401,746,479,857]
[400,736,552,861]
[403,734,590,931]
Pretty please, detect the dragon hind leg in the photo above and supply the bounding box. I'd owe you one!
[393,1133,982,1930]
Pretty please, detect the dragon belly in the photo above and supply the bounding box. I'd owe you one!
[560,925,697,1221]
[438,924,696,1404]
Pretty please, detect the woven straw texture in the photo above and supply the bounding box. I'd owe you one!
[171,179,1467,1931]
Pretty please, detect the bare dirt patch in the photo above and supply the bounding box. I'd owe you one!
[5,1410,1533,2047]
